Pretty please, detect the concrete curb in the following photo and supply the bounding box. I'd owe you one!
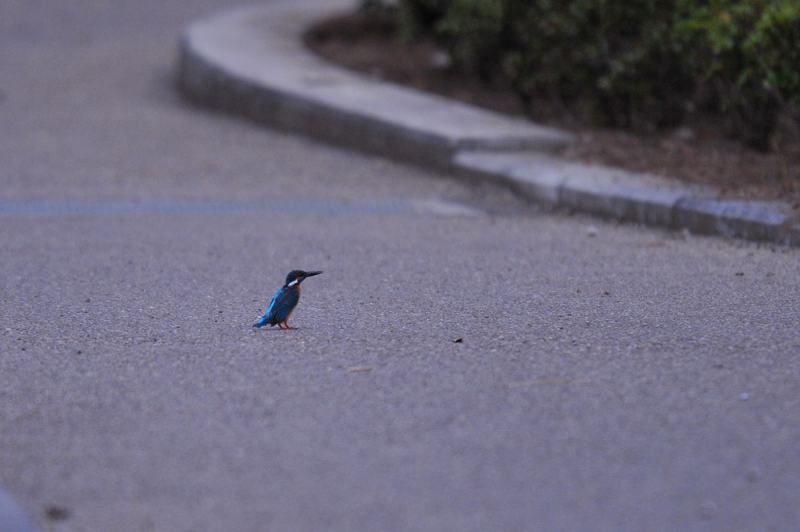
[177,0,572,170]
[454,152,800,245]
[177,0,800,247]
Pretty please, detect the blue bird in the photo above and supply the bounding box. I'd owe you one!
[253,270,322,330]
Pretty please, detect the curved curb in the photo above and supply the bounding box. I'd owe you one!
[177,0,800,247]
[178,0,572,170]
[454,152,800,245]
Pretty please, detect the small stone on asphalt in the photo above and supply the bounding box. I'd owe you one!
[699,500,717,519]
[44,505,70,521]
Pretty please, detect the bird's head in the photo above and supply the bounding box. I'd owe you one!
[285,270,322,287]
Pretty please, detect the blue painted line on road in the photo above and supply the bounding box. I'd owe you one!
[0,487,39,532]
[0,199,416,217]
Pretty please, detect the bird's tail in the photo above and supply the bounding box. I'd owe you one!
[253,315,269,328]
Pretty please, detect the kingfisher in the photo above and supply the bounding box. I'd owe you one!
[253,270,322,330]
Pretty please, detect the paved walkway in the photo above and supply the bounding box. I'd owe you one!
[1,1,799,531]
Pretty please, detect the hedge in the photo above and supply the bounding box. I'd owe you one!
[369,0,800,149]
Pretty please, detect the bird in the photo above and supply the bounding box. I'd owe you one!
[253,270,322,330]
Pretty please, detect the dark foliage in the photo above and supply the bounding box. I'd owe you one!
[374,0,800,149]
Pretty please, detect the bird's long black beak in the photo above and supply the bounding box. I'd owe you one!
[305,271,323,278]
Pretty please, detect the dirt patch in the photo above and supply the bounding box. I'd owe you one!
[306,11,800,204]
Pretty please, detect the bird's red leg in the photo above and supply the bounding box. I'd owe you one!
[277,322,285,330]
[284,319,296,330]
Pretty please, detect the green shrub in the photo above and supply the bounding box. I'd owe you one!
[395,0,800,148]
[675,0,780,147]
[436,0,506,80]
[746,1,800,104]
[505,0,693,128]
[397,0,451,40]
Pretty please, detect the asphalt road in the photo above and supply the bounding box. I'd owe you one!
[2,1,799,531]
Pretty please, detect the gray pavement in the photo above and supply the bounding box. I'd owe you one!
[1,1,799,531]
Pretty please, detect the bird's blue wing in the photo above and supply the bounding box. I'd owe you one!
[254,288,282,327]
[258,286,299,326]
